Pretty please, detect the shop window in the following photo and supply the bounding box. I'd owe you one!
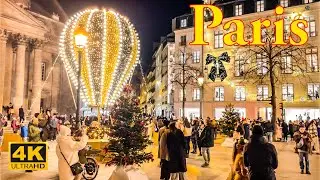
[235,86,246,101]
[280,0,289,7]
[215,87,224,101]
[282,84,294,101]
[281,52,292,74]
[307,83,320,100]
[306,47,318,72]
[193,51,200,63]
[235,56,244,77]
[214,30,223,49]
[180,19,187,28]
[256,0,265,12]
[235,4,243,16]
[257,85,268,100]
[256,53,268,75]
[193,88,200,101]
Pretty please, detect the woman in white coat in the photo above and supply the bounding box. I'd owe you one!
[56,125,88,180]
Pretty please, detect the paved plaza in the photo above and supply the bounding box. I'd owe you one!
[1,139,319,180]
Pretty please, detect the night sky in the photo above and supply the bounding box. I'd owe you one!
[57,0,203,72]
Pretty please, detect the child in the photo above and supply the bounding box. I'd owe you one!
[20,123,28,142]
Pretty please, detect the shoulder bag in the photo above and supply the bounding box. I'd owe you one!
[58,145,83,176]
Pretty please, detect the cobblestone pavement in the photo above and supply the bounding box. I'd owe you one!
[1,140,319,180]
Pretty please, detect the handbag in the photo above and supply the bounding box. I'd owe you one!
[296,138,304,149]
[59,145,83,176]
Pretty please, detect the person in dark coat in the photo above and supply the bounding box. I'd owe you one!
[19,106,24,123]
[244,125,278,180]
[166,122,187,179]
[281,121,289,142]
[289,120,294,141]
[264,120,274,143]
[199,119,214,167]
[294,124,312,174]
[191,119,199,154]
[243,120,250,140]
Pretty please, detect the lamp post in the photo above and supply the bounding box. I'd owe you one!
[74,26,88,124]
[197,74,204,119]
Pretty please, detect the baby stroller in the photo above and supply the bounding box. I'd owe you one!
[81,145,101,180]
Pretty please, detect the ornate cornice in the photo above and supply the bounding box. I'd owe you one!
[11,33,29,45]
[29,39,43,51]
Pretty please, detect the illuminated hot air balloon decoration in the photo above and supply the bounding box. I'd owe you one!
[59,9,140,107]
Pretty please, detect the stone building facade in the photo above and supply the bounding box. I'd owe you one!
[0,0,74,116]
[171,0,320,121]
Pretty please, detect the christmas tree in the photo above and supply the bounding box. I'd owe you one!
[102,86,153,167]
[220,104,240,137]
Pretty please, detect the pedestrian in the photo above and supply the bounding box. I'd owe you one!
[146,119,155,141]
[18,106,24,123]
[166,122,187,179]
[158,120,170,159]
[199,118,214,167]
[294,124,312,174]
[230,138,248,180]
[182,118,192,158]
[197,120,205,156]
[289,120,294,141]
[264,120,274,143]
[49,114,58,141]
[56,125,88,180]
[281,121,289,142]
[11,117,20,133]
[38,113,50,142]
[244,125,278,180]
[20,122,28,142]
[236,121,244,137]
[28,115,42,142]
[8,102,14,120]
[159,120,170,180]
[243,119,250,140]
[26,116,42,172]
[191,119,199,154]
[307,120,319,154]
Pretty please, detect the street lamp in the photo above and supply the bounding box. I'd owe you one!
[198,74,204,118]
[74,25,88,124]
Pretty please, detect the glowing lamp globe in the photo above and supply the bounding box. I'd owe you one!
[74,26,88,48]
[60,9,140,107]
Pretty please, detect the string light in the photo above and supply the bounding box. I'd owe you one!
[60,9,140,107]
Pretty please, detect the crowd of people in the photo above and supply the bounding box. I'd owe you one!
[1,105,320,180]
[144,114,320,180]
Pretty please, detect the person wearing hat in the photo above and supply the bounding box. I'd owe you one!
[28,115,41,143]
[230,138,248,180]
[244,125,278,180]
[294,124,312,174]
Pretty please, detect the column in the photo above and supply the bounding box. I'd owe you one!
[13,35,28,112]
[0,29,8,113]
[3,41,14,105]
[31,40,42,115]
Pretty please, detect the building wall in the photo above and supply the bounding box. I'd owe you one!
[0,0,74,116]
[173,1,320,121]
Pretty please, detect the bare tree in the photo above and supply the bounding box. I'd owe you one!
[237,27,315,126]
[171,46,201,117]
